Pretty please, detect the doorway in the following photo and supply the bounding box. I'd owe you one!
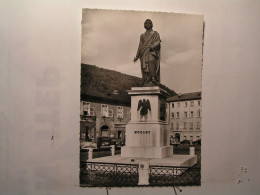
[175,133,180,142]
[101,125,110,137]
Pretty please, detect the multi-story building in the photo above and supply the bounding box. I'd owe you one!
[166,92,201,143]
[80,98,131,143]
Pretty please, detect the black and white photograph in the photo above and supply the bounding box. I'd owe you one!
[80,9,203,187]
[1,1,260,195]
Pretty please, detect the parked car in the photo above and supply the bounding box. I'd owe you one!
[180,139,190,145]
[80,139,97,149]
[192,139,201,145]
[97,137,111,148]
[111,138,124,147]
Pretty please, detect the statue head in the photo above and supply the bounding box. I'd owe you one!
[144,19,153,30]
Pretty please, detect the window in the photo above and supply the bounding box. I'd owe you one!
[185,102,188,107]
[197,110,200,118]
[196,122,200,129]
[129,110,131,120]
[85,127,90,139]
[176,112,179,119]
[83,102,90,116]
[117,106,123,119]
[183,122,187,129]
[83,102,95,116]
[177,102,180,107]
[101,104,109,117]
[171,112,174,118]
[184,136,187,140]
[190,122,193,129]
[108,109,113,117]
[184,112,188,118]
[198,100,201,106]
[81,133,86,139]
[83,102,89,107]
[171,123,174,129]
[176,122,179,130]
[90,108,95,116]
[171,103,174,108]
[191,101,194,107]
[190,111,194,118]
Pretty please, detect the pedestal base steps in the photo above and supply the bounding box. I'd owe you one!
[121,146,173,158]
[88,154,197,167]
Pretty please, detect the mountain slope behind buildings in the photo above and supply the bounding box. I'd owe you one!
[81,64,176,106]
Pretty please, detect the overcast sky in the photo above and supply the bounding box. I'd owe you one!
[81,9,203,93]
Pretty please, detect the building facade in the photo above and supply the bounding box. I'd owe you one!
[167,92,201,143]
[80,100,131,144]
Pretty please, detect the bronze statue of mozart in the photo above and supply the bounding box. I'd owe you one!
[134,19,161,84]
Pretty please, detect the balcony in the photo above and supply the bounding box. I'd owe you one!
[81,115,96,122]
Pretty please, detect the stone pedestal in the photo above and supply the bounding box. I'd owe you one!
[121,86,173,159]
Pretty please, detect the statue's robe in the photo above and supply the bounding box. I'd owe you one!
[136,29,161,83]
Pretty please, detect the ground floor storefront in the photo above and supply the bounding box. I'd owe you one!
[80,118,126,145]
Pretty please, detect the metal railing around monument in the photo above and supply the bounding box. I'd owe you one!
[80,150,89,162]
[115,147,122,155]
[149,165,201,186]
[80,146,201,186]
[92,148,111,159]
[173,146,201,164]
[80,162,139,187]
[80,162,200,187]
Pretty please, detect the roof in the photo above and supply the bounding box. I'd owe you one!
[81,64,176,106]
[166,91,201,102]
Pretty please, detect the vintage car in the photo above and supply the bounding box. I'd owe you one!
[192,139,201,145]
[180,139,190,145]
[97,137,112,148]
[111,138,124,147]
